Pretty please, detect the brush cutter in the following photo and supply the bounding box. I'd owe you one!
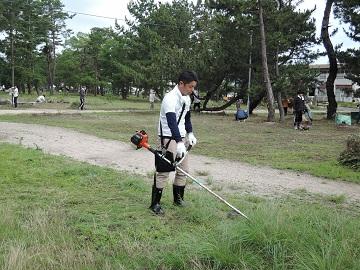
[130,130,249,220]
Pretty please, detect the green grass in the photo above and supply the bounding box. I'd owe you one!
[0,109,359,183]
[337,101,360,108]
[1,143,359,269]
[0,92,153,110]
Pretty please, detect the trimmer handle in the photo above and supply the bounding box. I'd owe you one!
[175,144,193,163]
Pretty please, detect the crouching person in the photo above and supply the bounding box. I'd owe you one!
[235,109,248,121]
[234,99,248,121]
[150,71,198,215]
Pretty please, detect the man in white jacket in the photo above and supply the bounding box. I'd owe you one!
[149,89,156,109]
[36,95,46,103]
[12,86,19,108]
[150,71,198,215]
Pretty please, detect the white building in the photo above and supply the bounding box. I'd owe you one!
[310,64,357,103]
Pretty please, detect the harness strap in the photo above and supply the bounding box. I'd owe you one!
[160,103,186,150]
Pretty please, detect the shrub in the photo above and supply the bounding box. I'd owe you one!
[338,134,360,171]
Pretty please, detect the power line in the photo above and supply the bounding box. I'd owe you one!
[2,1,193,30]
[64,9,187,30]
[64,10,127,22]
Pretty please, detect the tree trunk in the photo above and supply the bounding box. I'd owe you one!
[201,81,247,111]
[275,45,285,122]
[51,31,56,94]
[202,94,242,112]
[321,0,338,119]
[259,0,276,122]
[249,90,266,114]
[94,60,99,96]
[247,31,253,115]
[35,83,40,96]
[44,42,53,93]
[10,19,15,87]
[26,83,31,94]
[202,76,225,109]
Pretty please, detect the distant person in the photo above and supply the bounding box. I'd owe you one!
[78,86,86,110]
[236,99,242,110]
[36,94,46,103]
[12,86,19,108]
[287,97,294,114]
[149,89,156,110]
[282,98,289,116]
[356,101,360,124]
[192,89,201,112]
[235,99,248,121]
[303,101,313,129]
[293,91,305,130]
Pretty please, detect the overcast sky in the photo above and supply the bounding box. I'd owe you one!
[61,0,357,64]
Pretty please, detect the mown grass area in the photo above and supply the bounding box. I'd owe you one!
[338,101,360,108]
[0,92,153,110]
[1,143,359,269]
[0,109,359,183]
[0,92,234,111]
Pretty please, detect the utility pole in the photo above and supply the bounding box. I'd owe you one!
[247,30,253,115]
[11,10,15,87]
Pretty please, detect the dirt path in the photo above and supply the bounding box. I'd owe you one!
[1,121,360,202]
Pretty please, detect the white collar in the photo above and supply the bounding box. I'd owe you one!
[174,85,183,99]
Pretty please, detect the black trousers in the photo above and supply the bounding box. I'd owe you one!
[283,107,288,115]
[79,98,85,110]
[193,102,200,111]
[294,111,302,126]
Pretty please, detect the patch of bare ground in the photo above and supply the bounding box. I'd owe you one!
[1,121,360,204]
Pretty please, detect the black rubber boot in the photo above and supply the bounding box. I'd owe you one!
[173,185,186,207]
[149,186,164,215]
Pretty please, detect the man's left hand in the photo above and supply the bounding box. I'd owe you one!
[187,132,197,146]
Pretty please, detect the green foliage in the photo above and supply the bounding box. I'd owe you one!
[338,49,360,86]
[197,0,319,109]
[0,0,71,93]
[338,134,360,171]
[334,1,360,88]
[1,0,358,112]
[334,0,360,42]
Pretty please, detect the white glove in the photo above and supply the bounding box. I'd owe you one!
[176,142,186,158]
[187,132,197,146]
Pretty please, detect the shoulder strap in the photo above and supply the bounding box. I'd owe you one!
[160,103,186,149]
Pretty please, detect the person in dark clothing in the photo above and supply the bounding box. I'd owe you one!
[234,99,248,121]
[192,89,201,112]
[78,86,86,110]
[293,91,305,130]
[282,98,289,116]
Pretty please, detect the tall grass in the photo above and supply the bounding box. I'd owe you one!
[1,143,359,269]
